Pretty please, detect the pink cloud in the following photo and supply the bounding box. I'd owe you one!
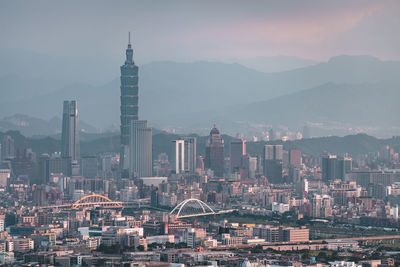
[216,2,384,46]
[168,1,391,59]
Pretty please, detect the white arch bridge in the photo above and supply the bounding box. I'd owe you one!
[169,198,236,219]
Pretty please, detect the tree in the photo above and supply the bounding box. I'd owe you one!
[317,251,327,260]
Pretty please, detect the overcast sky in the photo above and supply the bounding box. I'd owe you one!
[1,0,399,64]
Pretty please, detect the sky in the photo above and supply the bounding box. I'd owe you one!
[0,0,399,64]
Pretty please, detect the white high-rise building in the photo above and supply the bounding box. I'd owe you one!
[303,179,309,193]
[0,168,11,188]
[1,136,15,160]
[172,140,185,174]
[393,205,399,220]
[129,120,152,178]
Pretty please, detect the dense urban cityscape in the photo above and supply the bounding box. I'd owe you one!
[1,1,400,267]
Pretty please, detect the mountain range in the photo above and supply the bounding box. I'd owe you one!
[1,129,399,160]
[228,56,318,73]
[0,54,399,137]
[0,114,98,136]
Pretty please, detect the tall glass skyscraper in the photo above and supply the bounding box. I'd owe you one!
[205,125,224,177]
[61,100,80,161]
[230,138,246,173]
[184,137,196,173]
[263,144,283,184]
[129,120,152,178]
[120,35,139,174]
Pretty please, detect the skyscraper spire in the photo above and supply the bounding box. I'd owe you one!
[120,34,139,177]
[125,32,134,64]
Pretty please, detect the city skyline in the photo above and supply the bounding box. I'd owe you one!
[0,1,399,139]
[0,2,400,266]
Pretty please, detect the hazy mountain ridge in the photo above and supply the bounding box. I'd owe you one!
[0,55,399,137]
[228,56,319,73]
[0,114,98,136]
[1,130,398,159]
[223,81,400,127]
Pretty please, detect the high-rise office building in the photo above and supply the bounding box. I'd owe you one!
[38,154,50,184]
[80,156,98,178]
[242,154,257,179]
[120,34,139,174]
[129,120,152,178]
[230,139,246,173]
[322,155,352,181]
[321,155,337,181]
[264,160,283,184]
[263,145,283,184]
[184,137,196,173]
[311,194,322,218]
[1,135,15,160]
[264,145,283,160]
[205,125,224,177]
[42,153,72,183]
[268,128,274,141]
[289,149,302,168]
[172,140,185,174]
[61,100,80,161]
[0,163,11,187]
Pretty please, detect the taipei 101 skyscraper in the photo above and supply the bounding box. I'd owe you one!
[120,33,139,176]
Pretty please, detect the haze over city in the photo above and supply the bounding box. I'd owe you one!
[0,1,400,266]
[0,0,400,138]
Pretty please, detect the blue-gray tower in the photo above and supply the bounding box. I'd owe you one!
[61,100,80,161]
[120,33,139,175]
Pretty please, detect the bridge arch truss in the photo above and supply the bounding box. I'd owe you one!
[170,198,216,218]
[71,194,122,209]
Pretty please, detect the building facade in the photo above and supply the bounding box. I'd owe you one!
[230,139,246,173]
[120,36,139,175]
[1,135,15,160]
[322,155,352,181]
[184,137,196,173]
[263,145,283,184]
[205,125,224,177]
[61,100,80,161]
[172,140,185,174]
[129,120,152,178]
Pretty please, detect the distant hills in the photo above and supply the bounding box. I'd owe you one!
[232,82,400,127]
[180,81,400,137]
[0,114,98,136]
[1,54,400,137]
[1,130,398,159]
[228,56,318,73]
[141,55,400,128]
